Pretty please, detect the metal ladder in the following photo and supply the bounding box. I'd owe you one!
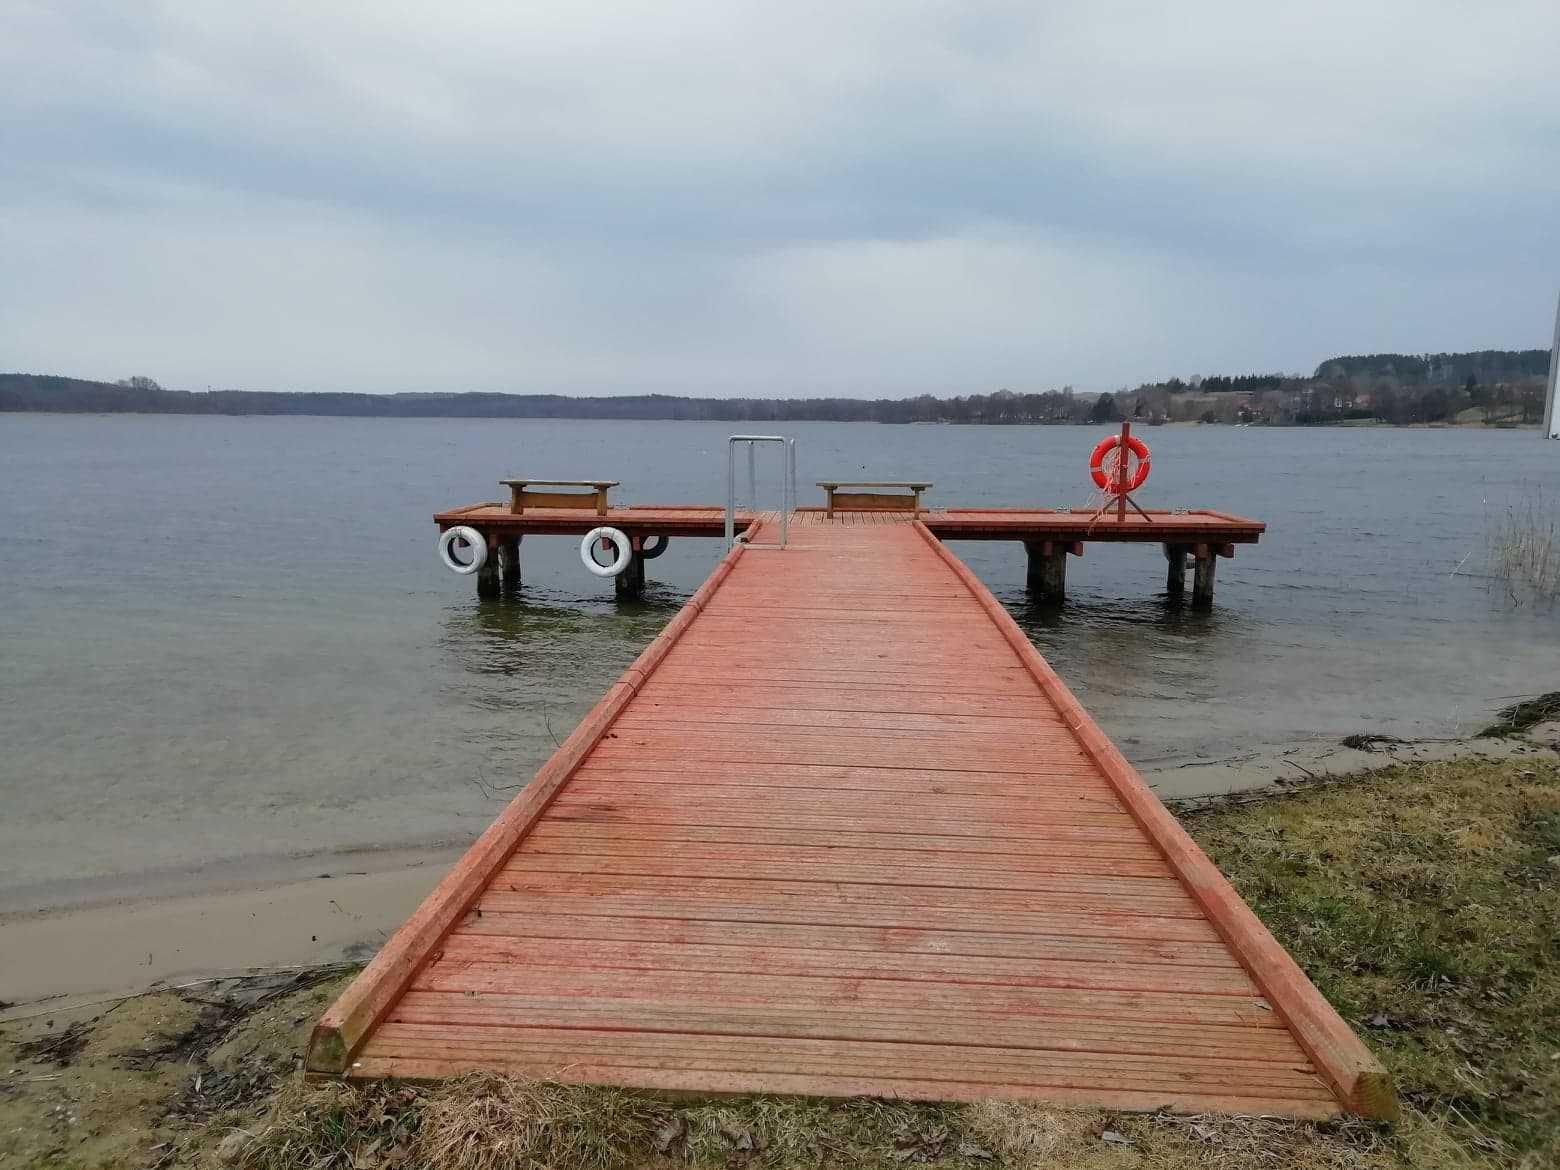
[725,434,797,549]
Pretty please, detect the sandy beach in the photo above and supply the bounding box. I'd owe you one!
[0,847,459,1012]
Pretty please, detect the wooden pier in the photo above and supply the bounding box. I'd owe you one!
[312,512,1393,1120]
[436,495,1264,607]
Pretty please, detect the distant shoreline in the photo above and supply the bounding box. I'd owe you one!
[3,361,1548,427]
[1,409,1539,429]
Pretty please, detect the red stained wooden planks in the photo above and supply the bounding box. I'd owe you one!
[313,516,1388,1122]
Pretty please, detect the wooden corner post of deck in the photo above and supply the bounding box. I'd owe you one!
[615,542,646,601]
[1025,539,1067,604]
[1164,542,1189,596]
[476,535,501,600]
[500,537,522,593]
[1191,542,1235,609]
[1192,544,1216,609]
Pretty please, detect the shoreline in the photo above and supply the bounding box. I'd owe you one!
[0,848,462,1013]
[5,751,1555,1167]
[3,728,1555,1015]
[0,407,1543,428]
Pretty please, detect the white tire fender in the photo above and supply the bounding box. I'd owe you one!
[437,526,488,575]
[580,527,632,578]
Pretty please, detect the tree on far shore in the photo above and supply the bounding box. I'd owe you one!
[1089,392,1121,423]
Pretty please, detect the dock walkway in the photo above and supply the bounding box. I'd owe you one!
[310,515,1392,1119]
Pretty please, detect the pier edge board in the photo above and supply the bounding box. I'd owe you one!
[908,519,1398,1121]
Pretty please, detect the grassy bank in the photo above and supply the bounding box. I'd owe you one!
[2,756,1555,1169]
[1183,757,1559,1166]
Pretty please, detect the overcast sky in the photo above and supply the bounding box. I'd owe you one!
[3,2,1558,397]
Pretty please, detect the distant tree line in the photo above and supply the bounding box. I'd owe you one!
[1124,348,1550,426]
[1313,350,1550,385]
[1,374,1098,424]
[2,348,1551,428]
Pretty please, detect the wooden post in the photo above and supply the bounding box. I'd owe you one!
[1164,542,1188,596]
[615,549,646,602]
[1025,540,1067,604]
[499,537,521,593]
[1116,420,1131,523]
[476,539,501,600]
[1192,545,1216,609]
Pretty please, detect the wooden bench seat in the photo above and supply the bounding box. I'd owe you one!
[500,479,619,516]
[817,481,932,517]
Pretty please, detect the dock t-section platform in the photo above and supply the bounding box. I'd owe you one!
[310,516,1392,1119]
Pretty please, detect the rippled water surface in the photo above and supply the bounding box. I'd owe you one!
[2,415,1556,899]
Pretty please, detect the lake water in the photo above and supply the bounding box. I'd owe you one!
[1,415,1556,908]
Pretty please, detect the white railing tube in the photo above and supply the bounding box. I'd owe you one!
[725,434,795,550]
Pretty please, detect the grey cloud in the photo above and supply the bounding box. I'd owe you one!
[3,0,1558,394]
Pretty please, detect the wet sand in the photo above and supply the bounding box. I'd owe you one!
[4,731,1555,1015]
[0,848,460,1011]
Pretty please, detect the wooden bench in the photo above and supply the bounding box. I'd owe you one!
[817,481,932,517]
[500,479,619,516]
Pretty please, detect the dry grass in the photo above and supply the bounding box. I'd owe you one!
[969,1101,1489,1170]
[229,1080,1501,1170]
[0,969,354,1169]
[1185,757,1560,1167]
[234,1079,982,1170]
[1488,487,1559,608]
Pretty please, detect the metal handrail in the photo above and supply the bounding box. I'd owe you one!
[725,434,796,549]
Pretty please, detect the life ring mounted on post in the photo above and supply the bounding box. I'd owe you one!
[580,526,633,578]
[1089,433,1151,493]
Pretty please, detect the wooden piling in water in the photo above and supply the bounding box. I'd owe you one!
[1165,543,1188,596]
[500,538,522,593]
[1025,540,1067,604]
[1192,546,1217,609]
[615,547,646,601]
[476,540,501,600]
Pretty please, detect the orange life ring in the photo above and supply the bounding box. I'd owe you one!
[1089,434,1151,493]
